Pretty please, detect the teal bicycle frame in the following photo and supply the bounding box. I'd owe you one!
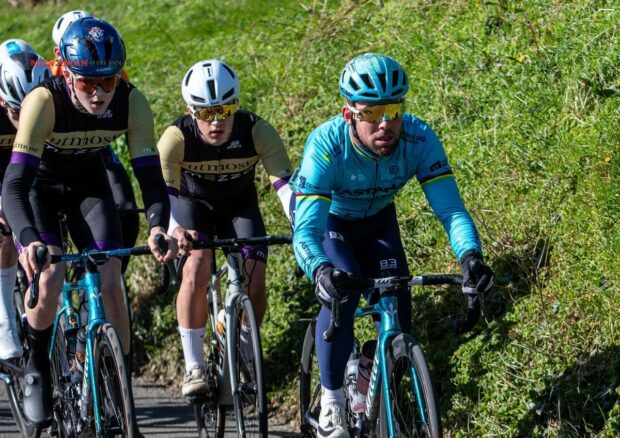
[47,246,151,435]
[355,290,423,436]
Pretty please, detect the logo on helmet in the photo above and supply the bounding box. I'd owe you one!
[88,27,105,42]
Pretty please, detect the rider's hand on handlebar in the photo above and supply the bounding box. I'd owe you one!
[171,226,197,256]
[148,227,178,263]
[19,241,50,281]
[314,264,348,306]
[460,251,494,295]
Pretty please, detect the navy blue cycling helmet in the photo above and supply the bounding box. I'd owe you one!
[60,17,125,77]
[339,53,409,102]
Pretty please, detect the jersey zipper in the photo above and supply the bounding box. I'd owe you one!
[362,159,380,218]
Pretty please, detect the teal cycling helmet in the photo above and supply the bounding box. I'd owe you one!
[339,53,409,102]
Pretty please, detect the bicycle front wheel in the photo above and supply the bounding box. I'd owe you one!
[193,318,226,438]
[4,283,41,438]
[230,295,267,437]
[378,333,441,438]
[93,323,137,437]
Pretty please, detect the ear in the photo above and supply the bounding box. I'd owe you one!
[342,104,353,125]
[53,47,61,59]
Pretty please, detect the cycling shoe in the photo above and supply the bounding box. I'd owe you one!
[23,361,52,427]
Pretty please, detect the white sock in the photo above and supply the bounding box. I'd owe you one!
[179,326,205,372]
[0,265,18,324]
[239,325,253,363]
[321,386,346,406]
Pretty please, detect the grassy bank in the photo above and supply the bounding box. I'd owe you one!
[1,0,618,435]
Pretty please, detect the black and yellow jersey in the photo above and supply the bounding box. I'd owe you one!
[0,109,17,185]
[0,109,16,150]
[2,75,169,247]
[157,111,292,205]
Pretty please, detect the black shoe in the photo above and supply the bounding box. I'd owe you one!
[23,359,52,427]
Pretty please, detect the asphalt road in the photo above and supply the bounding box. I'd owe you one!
[0,378,297,437]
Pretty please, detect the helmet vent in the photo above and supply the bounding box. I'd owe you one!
[86,39,100,62]
[222,63,236,79]
[348,77,360,91]
[377,72,386,92]
[221,88,235,101]
[104,38,113,63]
[190,94,206,104]
[359,73,373,90]
[391,70,399,86]
[184,69,194,86]
[206,79,216,101]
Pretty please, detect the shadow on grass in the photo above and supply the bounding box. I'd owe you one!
[419,237,551,424]
[515,344,619,436]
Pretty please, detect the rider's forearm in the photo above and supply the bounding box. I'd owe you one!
[292,194,332,281]
[1,162,41,247]
[423,176,482,260]
[133,164,170,232]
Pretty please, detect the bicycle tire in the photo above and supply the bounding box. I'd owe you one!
[93,323,137,437]
[192,320,226,438]
[3,283,41,438]
[49,321,81,438]
[230,295,267,437]
[299,319,319,438]
[378,333,442,438]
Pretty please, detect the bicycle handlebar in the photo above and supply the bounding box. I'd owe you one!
[189,234,292,250]
[322,273,469,342]
[171,234,293,285]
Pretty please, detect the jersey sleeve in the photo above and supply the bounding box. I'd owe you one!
[252,118,294,219]
[292,128,338,280]
[126,88,170,231]
[11,87,55,163]
[252,119,293,187]
[157,125,185,197]
[1,88,55,247]
[414,123,482,260]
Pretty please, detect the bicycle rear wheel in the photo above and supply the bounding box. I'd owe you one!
[378,333,441,438]
[93,323,137,437]
[299,319,320,438]
[230,295,267,437]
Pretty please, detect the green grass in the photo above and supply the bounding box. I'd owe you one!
[1,0,618,435]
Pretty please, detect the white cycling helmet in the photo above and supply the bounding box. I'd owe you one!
[0,39,51,108]
[52,10,92,47]
[182,59,240,107]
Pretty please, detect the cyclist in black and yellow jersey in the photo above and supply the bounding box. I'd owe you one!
[1,17,176,426]
[50,10,138,274]
[0,39,50,360]
[157,59,293,398]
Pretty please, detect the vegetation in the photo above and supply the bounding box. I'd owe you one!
[1,0,618,435]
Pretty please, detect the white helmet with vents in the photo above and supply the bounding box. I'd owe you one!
[0,39,51,108]
[52,10,92,47]
[182,59,239,107]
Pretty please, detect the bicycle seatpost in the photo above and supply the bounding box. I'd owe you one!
[28,245,49,309]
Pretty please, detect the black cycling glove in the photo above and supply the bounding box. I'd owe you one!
[314,264,346,306]
[460,251,494,295]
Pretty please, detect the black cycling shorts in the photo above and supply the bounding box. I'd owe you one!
[175,190,268,262]
[29,160,122,251]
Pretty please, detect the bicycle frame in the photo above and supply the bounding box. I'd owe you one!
[49,260,108,434]
[46,245,152,436]
[354,292,421,437]
[205,250,248,407]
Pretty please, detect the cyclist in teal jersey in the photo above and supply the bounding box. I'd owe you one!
[290,53,494,438]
